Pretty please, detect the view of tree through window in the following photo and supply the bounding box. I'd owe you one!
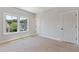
[6,15,17,32]
[20,17,27,31]
[5,14,28,33]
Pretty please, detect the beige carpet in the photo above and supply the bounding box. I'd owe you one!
[0,36,79,52]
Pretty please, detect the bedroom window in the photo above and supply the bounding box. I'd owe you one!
[20,17,27,31]
[4,13,29,34]
[5,15,18,32]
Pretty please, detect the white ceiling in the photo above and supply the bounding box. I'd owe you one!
[18,7,79,14]
[18,7,53,14]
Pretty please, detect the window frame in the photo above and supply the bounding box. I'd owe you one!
[19,16,29,32]
[3,13,29,34]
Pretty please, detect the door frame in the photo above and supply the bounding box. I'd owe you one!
[60,10,78,44]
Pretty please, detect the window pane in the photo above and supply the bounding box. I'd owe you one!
[20,17,27,31]
[6,15,17,32]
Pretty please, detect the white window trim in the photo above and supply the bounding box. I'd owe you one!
[19,16,29,32]
[3,13,29,34]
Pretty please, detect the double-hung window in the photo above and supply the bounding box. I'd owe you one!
[20,17,27,31]
[4,13,29,34]
[5,15,18,33]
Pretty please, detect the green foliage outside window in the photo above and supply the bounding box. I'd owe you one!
[6,19,17,32]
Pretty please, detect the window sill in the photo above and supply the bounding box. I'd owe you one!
[3,31,28,35]
[3,32,19,35]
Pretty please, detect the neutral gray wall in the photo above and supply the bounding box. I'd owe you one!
[36,10,60,40]
[37,8,79,43]
[0,7,36,41]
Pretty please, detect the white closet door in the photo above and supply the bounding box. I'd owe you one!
[62,11,77,44]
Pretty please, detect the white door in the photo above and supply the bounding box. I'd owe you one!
[62,11,77,44]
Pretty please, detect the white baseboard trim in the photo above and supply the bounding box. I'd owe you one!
[0,33,37,45]
[38,33,61,41]
[38,33,79,46]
